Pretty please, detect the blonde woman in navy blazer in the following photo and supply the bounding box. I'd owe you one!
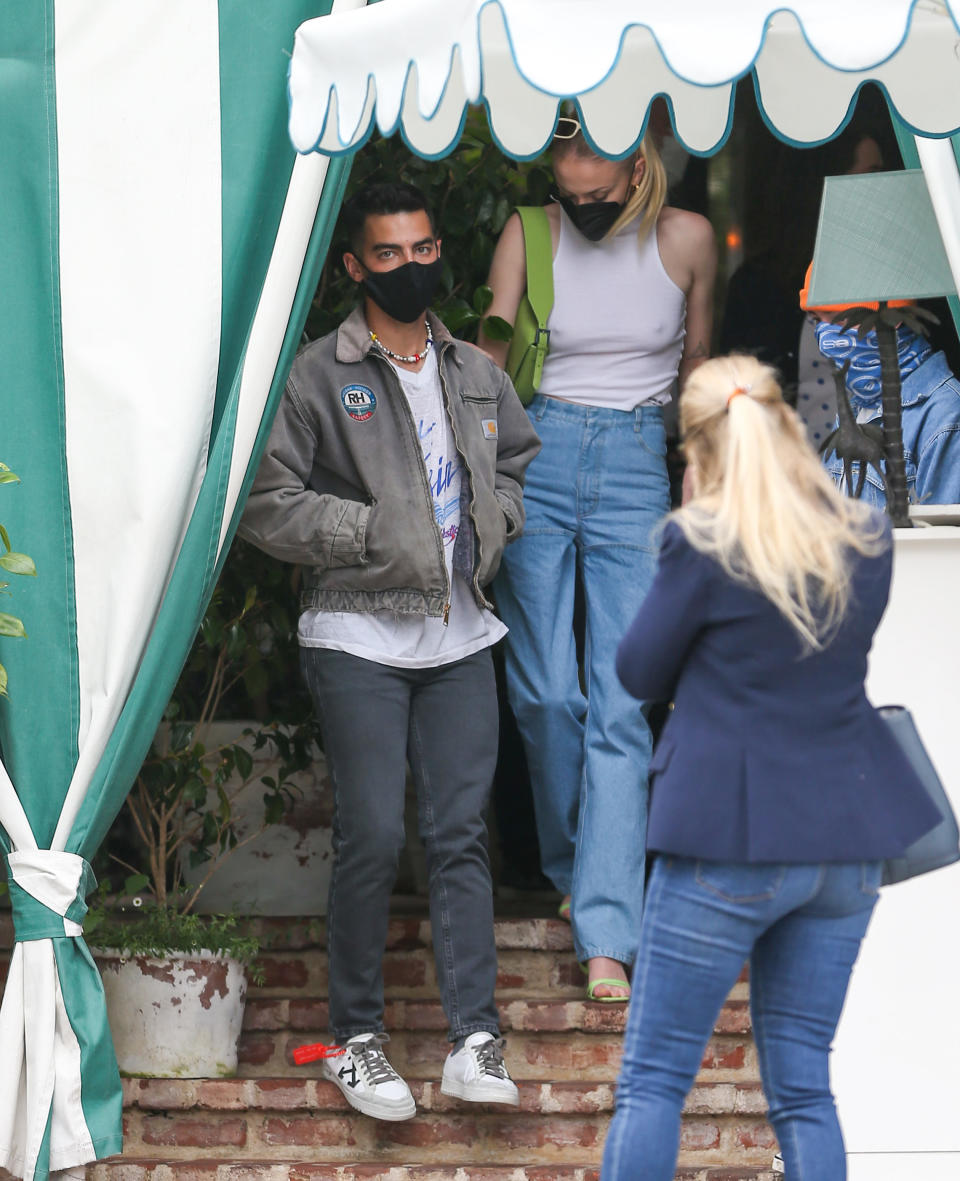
[601,355,940,1181]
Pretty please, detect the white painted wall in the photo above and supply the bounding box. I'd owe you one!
[833,523,960,1177]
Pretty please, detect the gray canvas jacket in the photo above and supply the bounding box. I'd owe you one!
[239,306,541,618]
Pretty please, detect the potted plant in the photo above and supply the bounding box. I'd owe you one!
[89,557,318,1077]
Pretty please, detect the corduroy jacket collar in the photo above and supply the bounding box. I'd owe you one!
[335,304,459,365]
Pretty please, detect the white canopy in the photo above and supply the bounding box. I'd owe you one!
[289,0,960,160]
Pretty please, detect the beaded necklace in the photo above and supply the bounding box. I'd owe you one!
[369,320,433,364]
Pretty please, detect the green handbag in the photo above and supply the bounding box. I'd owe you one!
[505,206,554,406]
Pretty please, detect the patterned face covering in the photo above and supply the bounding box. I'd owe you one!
[814,320,932,412]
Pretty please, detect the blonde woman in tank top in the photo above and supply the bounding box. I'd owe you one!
[479,123,716,1001]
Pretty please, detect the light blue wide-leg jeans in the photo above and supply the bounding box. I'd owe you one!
[494,394,670,964]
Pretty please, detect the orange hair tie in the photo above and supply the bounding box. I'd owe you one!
[727,385,751,409]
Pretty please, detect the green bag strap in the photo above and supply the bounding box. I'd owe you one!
[516,206,554,387]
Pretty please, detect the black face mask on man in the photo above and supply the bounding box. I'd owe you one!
[554,194,624,242]
[355,257,443,323]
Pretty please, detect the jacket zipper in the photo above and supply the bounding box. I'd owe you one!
[437,343,493,613]
[370,350,451,622]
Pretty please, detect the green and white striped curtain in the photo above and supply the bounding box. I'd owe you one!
[0,3,361,1178]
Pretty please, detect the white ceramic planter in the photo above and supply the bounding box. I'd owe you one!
[178,721,335,916]
[97,949,247,1077]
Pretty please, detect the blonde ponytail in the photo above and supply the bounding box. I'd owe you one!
[675,356,887,649]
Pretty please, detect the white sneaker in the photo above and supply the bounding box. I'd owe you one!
[441,1032,519,1105]
[322,1032,416,1121]
[772,1152,785,1174]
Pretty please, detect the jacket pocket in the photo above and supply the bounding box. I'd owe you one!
[327,500,371,568]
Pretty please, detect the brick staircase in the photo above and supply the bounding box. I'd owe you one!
[73,909,778,1181]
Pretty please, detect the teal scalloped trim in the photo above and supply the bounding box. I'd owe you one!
[291,0,960,161]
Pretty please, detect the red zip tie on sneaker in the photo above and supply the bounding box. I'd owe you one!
[292,1042,346,1065]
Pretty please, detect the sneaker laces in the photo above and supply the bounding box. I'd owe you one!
[351,1032,402,1086]
[473,1035,509,1080]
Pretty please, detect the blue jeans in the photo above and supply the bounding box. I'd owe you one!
[602,857,882,1181]
[494,395,670,964]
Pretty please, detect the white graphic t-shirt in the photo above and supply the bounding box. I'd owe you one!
[298,350,506,667]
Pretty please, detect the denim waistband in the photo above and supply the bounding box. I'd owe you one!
[528,393,667,426]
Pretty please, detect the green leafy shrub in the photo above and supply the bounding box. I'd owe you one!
[85,878,263,981]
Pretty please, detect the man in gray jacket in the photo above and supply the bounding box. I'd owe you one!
[240,181,540,1122]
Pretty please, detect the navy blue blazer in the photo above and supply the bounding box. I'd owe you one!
[616,518,940,862]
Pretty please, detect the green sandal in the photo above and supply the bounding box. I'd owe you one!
[585,977,631,1003]
[579,962,631,1003]
[557,897,571,921]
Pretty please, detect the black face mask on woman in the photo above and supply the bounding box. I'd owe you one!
[357,257,443,323]
[554,194,624,242]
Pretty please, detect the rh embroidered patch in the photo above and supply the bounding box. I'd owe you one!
[481,419,498,440]
[341,384,377,421]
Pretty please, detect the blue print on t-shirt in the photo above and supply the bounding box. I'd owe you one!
[422,446,457,499]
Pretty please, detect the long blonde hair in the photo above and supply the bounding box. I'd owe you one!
[552,132,667,245]
[675,355,887,649]
[610,134,667,243]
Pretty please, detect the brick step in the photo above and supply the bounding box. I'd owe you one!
[240,1033,755,1087]
[251,918,584,1002]
[118,1081,769,1162]
[249,920,749,1004]
[3,918,749,1005]
[255,951,750,1006]
[238,998,755,1084]
[250,917,576,954]
[116,1074,773,1165]
[89,1166,605,1181]
[86,1162,777,1181]
[243,998,752,1038]
[119,1077,772,1163]
[123,1076,768,1119]
[255,947,590,1001]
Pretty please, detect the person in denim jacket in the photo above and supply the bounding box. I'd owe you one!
[799,274,960,507]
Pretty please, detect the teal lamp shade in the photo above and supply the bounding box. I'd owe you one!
[808,169,958,306]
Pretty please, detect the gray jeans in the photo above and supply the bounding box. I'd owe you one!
[300,645,502,1043]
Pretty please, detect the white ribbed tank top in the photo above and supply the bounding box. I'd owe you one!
[539,207,687,410]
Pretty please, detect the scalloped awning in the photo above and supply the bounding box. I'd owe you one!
[289,0,960,159]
